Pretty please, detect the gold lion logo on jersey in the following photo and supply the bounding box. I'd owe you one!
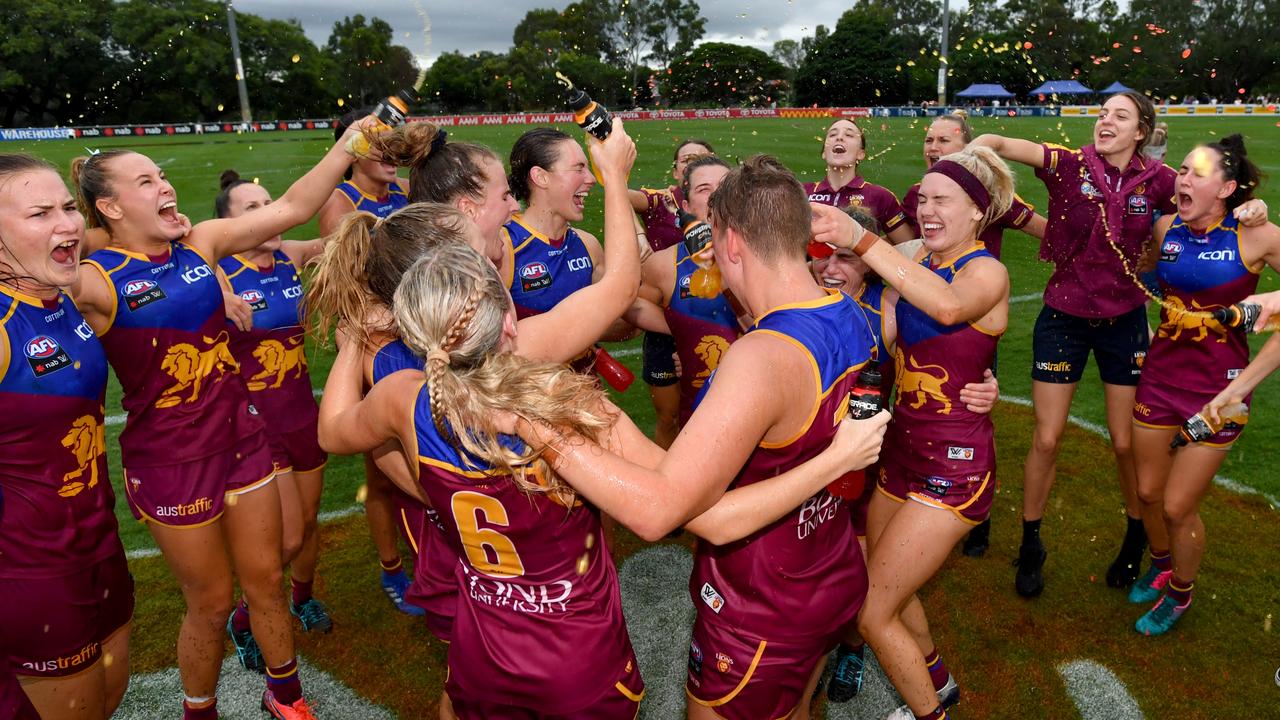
[155,331,239,408]
[895,347,951,414]
[692,335,731,389]
[247,335,308,391]
[1158,296,1227,344]
[58,414,105,498]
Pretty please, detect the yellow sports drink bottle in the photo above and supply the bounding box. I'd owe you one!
[347,88,418,157]
[1212,302,1280,334]
[1170,402,1249,448]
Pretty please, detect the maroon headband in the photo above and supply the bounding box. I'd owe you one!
[926,159,990,212]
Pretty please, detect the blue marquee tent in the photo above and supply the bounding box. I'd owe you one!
[1101,81,1134,94]
[955,83,1016,99]
[1029,80,1094,96]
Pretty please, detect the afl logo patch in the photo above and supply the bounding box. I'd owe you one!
[1128,195,1149,215]
[24,335,72,378]
[1160,239,1183,263]
[519,261,552,292]
[239,289,268,312]
[122,278,166,311]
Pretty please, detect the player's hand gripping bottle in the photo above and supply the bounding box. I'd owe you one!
[347,88,419,157]
[677,209,724,299]
[827,368,884,499]
[1212,302,1280,334]
[1170,402,1248,448]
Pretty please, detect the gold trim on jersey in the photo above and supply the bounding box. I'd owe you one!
[687,639,767,708]
[79,258,121,335]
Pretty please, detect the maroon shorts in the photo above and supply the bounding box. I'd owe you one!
[1134,378,1247,447]
[267,417,328,475]
[1,550,134,678]
[878,456,995,526]
[0,665,38,720]
[850,462,880,537]
[405,507,458,643]
[451,656,643,719]
[124,432,275,528]
[686,616,832,720]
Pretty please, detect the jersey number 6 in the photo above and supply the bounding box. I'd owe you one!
[451,491,526,579]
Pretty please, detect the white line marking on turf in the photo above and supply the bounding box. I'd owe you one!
[1011,293,1042,304]
[1004,394,1279,509]
[106,413,125,426]
[1057,660,1144,720]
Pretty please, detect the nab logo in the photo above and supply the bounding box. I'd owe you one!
[25,335,59,359]
[181,265,213,284]
[1197,249,1236,262]
[519,261,552,292]
[123,279,157,296]
[122,278,166,311]
[1160,240,1184,263]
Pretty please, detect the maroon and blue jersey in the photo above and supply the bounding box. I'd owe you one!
[903,183,1036,259]
[664,243,740,424]
[219,251,315,433]
[408,382,638,713]
[83,242,263,468]
[888,247,1001,477]
[0,287,121,578]
[1035,143,1176,319]
[503,215,594,320]
[805,176,908,235]
[691,291,871,642]
[336,180,408,219]
[853,281,891,371]
[640,187,685,252]
[1147,214,1259,391]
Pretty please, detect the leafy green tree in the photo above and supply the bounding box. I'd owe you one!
[0,0,116,126]
[236,15,339,119]
[795,6,909,105]
[324,15,419,108]
[666,42,787,106]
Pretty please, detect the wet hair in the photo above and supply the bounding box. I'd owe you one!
[1204,134,1264,211]
[1142,122,1169,161]
[69,150,135,229]
[214,169,255,219]
[393,242,613,506]
[674,139,715,160]
[306,202,474,348]
[367,122,500,206]
[843,203,883,237]
[508,128,575,203]
[932,111,973,144]
[335,107,374,180]
[1107,91,1157,153]
[0,154,62,286]
[933,146,1015,236]
[680,155,731,198]
[827,117,869,154]
[707,155,811,263]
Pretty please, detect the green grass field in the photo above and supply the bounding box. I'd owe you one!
[8,115,1280,718]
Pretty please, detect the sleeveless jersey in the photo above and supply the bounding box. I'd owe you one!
[336,180,408,219]
[503,215,594,319]
[219,251,315,432]
[1147,214,1259,391]
[83,242,263,468]
[690,291,872,642]
[889,247,1001,477]
[664,244,740,424]
[372,337,422,383]
[853,281,891,370]
[409,383,637,713]
[0,287,121,578]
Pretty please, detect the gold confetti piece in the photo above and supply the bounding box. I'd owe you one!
[1190,147,1214,177]
[356,483,368,504]
[291,54,301,63]
[217,103,225,112]
[585,533,595,550]
[337,98,345,107]
[576,553,589,575]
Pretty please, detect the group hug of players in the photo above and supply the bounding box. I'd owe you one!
[2,88,1278,720]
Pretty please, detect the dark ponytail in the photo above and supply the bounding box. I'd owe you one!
[508,128,574,203]
[214,169,253,218]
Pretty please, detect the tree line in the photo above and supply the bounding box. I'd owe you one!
[3,0,1277,127]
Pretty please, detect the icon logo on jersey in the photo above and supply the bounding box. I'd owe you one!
[180,264,213,285]
[699,582,725,613]
[715,652,734,673]
[947,446,975,461]
[247,335,308,391]
[567,256,591,272]
[282,284,304,299]
[1080,181,1102,199]
[239,289,268,312]
[688,639,704,679]
[155,331,240,408]
[1128,195,1149,215]
[693,335,730,390]
[58,415,104,498]
[923,476,952,497]
[895,348,951,414]
[1159,240,1184,263]
[1197,248,1236,262]
[122,278,167,311]
[24,335,72,378]
[519,261,552,292]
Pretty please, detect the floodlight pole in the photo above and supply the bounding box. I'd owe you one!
[226,1,253,124]
[937,0,950,106]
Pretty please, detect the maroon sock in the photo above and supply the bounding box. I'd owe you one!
[916,705,948,720]
[380,556,403,574]
[1150,550,1172,572]
[231,599,251,634]
[182,698,218,720]
[924,649,950,692]
[291,578,313,606]
[1166,577,1194,605]
[266,657,302,705]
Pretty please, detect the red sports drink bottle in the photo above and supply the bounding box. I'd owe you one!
[827,367,884,499]
[593,346,635,392]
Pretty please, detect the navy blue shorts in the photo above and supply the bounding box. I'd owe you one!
[1031,305,1149,386]
[641,331,678,387]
